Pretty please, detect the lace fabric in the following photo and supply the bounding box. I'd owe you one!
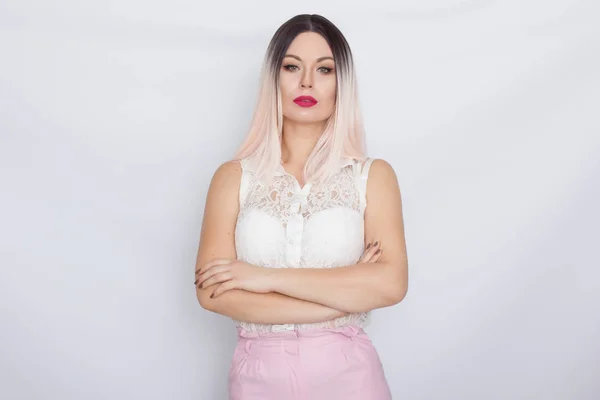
[238,163,361,228]
[233,157,373,333]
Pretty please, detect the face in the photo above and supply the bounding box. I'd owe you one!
[279,32,337,125]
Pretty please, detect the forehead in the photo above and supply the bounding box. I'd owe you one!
[286,32,333,59]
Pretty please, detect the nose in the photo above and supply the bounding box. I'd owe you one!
[300,70,313,89]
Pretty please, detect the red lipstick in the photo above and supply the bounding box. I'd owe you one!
[293,95,318,107]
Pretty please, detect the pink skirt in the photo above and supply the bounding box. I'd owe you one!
[228,325,392,400]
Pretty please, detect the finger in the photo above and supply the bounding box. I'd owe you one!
[196,259,231,275]
[364,241,381,262]
[197,259,231,275]
[197,267,228,287]
[371,248,383,263]
[360,252,374,263]
[362,241,381,262]
[211,280,237,298]
[200,272,233,289]
[197,265,230,287]
[359,243,374,263]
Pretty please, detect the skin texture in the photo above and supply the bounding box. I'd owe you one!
[195,32,408,322]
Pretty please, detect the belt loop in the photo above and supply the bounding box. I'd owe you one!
[271,324,295,333]
[244,339,252,354]
[341,325,359,340]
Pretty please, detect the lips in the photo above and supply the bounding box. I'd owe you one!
[293,95,318,108]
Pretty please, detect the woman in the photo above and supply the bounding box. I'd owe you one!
[194,14,408,400]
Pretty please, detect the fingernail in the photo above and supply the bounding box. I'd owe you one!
[210,293,214,298]
[194,280,198,285]
[366,243,372,250]
[374,241,379,247]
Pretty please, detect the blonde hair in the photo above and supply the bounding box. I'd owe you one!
[234,14,366,184]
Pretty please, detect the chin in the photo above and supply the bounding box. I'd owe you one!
[284,113,333,125]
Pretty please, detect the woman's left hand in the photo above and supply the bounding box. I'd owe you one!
[195,259,276,298]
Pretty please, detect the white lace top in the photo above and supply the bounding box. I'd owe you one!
[233,156,374,333]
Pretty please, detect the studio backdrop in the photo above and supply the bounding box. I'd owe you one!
[1,1,599,399]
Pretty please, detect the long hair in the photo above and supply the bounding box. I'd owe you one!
[233,14,366,184]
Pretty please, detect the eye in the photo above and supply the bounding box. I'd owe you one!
[283,64,299,71]
[318,66,334,74]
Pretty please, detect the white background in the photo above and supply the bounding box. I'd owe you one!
[1,1,599,399]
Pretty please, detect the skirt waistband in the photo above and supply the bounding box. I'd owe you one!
[236,324,365,340]
[235,325,368,355]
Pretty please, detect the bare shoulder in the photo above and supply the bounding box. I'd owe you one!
[368,158,397,175]
[202,159,244,238]
[210,160,243,188]
[366,158,400,194]
[203,160,243,203]
[363,158,404,237]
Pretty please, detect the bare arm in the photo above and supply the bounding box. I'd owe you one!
[195,160,347,324]
[269,159,409,313]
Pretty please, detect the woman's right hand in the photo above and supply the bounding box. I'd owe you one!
[358,241,382,263]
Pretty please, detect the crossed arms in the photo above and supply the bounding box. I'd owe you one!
[194,159,408,324]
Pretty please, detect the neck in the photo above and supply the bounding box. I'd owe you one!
[280,118,327,166]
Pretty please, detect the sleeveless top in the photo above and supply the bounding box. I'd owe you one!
[234,156,374,333]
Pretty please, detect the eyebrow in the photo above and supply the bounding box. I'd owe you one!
[284,54,334,62]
